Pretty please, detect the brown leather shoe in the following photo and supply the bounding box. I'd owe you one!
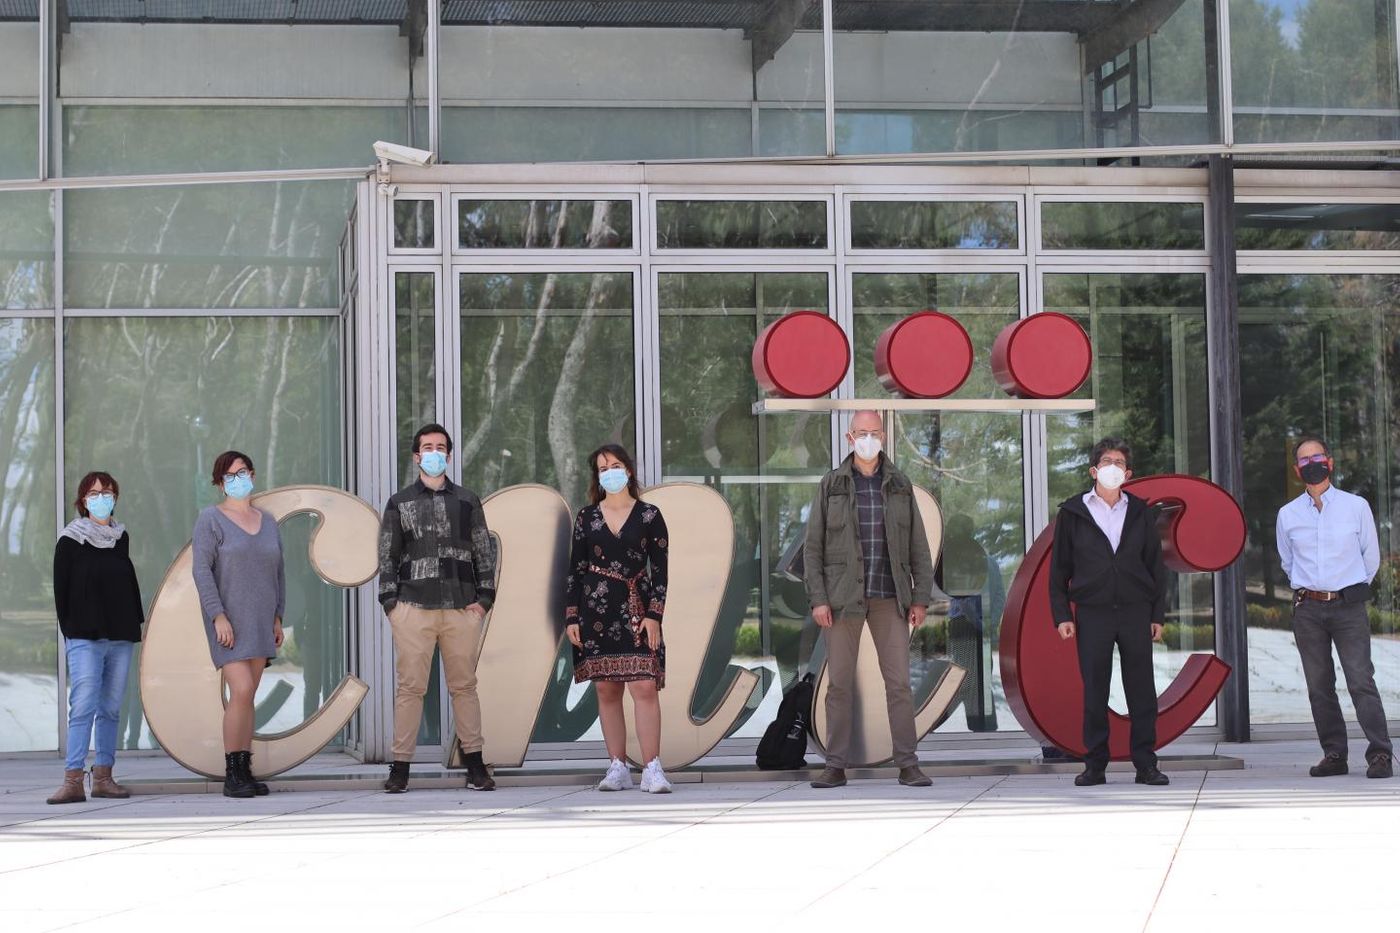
[1366,753,1393,779]
[810,767,847,788]
[898,766,932,787]
[47,769,86,805]
[1309,752,1348,777]
[90,765,130,799]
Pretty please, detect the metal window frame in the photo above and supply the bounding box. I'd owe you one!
[1033,191,1212,260]
[446,189,644,259]
[649,189,837,258]
[387,192,443,256]
[1232,194,1400,263]
[841,189,1028,258]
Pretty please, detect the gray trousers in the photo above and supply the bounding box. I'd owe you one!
[822,598,919,769]
[1292,598,1393,760]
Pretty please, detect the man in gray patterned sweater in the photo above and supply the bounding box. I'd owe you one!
[378,423,497,792]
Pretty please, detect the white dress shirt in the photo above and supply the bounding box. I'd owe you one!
[1083,489,1129,552]
[1275,484,1380,592]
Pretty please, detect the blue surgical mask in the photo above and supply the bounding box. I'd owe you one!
[599,467,630,495]
[419,450,448,477]
[85,493,115,521]
[223,473,255,500]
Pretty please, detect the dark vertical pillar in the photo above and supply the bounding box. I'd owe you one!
[1207,154,1249,742]
[1203,0,1222,143]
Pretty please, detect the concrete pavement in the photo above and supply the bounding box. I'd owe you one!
[1,739,1397,931]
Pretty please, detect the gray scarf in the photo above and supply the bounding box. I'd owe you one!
[59,516,126,549]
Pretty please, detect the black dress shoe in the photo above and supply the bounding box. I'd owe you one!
[1366,753,1393,779]
[1309,752,1348,777]
[1135,767,1170,786]
[1074,767,1106,786]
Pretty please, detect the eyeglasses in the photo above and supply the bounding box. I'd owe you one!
[851,430,883,440]
[1096,458,1128,469]
[1296,453,1329,467]
[85,493,114,502]
[222,469,252,483]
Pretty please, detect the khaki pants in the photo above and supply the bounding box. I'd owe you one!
[822,597,918,769]
[389,604,485,761]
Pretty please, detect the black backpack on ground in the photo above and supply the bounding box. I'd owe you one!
[756,673,815,770]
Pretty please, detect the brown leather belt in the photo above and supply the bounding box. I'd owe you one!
[1296,588,1343,602]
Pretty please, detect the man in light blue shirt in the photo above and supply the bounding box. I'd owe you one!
[1275,436,1392,779]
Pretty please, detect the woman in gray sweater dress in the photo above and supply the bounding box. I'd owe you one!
[192,449,286,798]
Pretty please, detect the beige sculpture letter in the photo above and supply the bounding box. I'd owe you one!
[446,482,757,772]
[140,486,379,779]
[466,484,573,768]
[623,483,761,769]
[811,486,967,767]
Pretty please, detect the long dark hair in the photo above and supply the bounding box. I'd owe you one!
[586,444,642,505]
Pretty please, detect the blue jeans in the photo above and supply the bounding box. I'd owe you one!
[64,639,135,771]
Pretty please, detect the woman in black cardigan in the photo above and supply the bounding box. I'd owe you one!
[49,471,144,804]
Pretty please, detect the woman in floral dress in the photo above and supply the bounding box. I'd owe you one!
[564,443,672,793]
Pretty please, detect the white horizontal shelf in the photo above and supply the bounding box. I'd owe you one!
[752,397,1097,414]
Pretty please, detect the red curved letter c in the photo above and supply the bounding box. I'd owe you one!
[999,474,1245,759]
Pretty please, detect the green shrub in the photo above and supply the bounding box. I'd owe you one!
[1246,603,1287,630]
[732,625,762,657]
[1161,622,1215,651]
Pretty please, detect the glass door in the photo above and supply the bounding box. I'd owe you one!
[654,268,834,733]
[847,266,1026,733]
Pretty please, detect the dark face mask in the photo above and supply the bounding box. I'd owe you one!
[1299,461,1331,485]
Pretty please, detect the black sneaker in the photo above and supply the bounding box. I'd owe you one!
[1366,753,1393,779]
[384,761,410,794]
[463,751,496,791]
[1135,767,1170,786]
[1309,752,1348,777]
[1074,767,1106,786]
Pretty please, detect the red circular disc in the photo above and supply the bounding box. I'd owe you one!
[752,311,850,398]
[874,310,974,399]
[990,312,1092,399]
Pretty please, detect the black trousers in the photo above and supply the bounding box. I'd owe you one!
[1075,602,1157,770]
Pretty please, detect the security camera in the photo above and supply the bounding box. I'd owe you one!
[373,141,435,167]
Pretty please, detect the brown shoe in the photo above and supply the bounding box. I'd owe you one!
[898,766,932,787]
[1309,752,1348,777]
[90,765,130,799]
[47,769,87,805]
[1366,753,1393,779]
[810,767,847,789]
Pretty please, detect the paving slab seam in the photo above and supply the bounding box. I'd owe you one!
[1142,758,1212,933]
[0,794,152,832]
[797,775,1011,914]
[416,780,807,925]
[0,790,383,878]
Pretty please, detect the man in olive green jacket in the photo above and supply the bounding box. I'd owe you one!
[803,410,935,788]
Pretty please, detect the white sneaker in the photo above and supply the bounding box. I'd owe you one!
[640,758,672,794]
[597,758,634,791]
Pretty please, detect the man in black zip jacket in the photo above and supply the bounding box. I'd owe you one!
[1049,437,1170,787]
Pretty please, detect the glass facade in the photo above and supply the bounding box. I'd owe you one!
[1230,0,1400,145]
[1238,272,1400,723]
[833,0,1216,154]
[440,4,826,161]
[1,4,1399,763]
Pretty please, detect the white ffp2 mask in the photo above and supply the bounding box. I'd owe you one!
[1095,464,1126,489]
[854,435,882,460]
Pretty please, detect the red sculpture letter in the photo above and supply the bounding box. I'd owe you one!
[999,474,1245,759]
